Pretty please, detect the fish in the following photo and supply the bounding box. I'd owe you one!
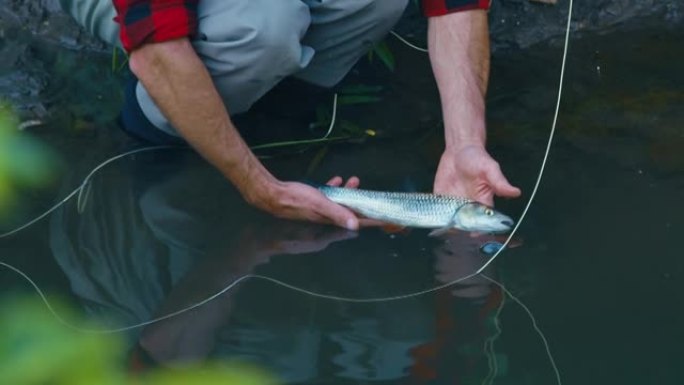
[318,186,515,234]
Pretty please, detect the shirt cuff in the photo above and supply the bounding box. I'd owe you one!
[113,0,199,52]
[422,0,491,17]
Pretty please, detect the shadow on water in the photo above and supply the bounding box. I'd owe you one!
[1,17,683,385]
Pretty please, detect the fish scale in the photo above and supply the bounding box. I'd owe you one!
[318,186,474,228]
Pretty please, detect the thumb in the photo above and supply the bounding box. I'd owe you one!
[315,197,359,231]
[486,167,521,198]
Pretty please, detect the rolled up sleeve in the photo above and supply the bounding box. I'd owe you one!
[422,0,491,17]
[112,0,199,52]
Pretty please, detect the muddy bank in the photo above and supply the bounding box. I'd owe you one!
[0,0,105,51]
[398,0,682,51]
[2,0,682,53]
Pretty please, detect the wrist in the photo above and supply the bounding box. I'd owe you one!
[240,170,281,208]
[444,139,486,155]
[442,113,486,153]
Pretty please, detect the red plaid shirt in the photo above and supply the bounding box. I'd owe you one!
[113,0,491,52]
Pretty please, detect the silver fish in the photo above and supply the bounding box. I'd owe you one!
[319,186,515,234]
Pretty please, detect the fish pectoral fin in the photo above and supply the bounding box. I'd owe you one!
[381,224,409,234]
[428,227,455,238]
[428,206,467,238]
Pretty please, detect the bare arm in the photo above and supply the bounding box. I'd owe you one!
[428,11,520,206]
[129,38,360,229]
[129,39,272,199]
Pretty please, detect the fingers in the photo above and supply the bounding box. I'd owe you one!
[318,177,362,229]
[322,228,359,243]
[485,165,521,198]
[326,176,343,186]
[344,176,360,188]
[311,194,359,230]
[326,176,360,188]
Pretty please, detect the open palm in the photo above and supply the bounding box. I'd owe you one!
[434,146,521,206]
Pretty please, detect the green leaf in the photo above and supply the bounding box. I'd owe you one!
[372,41,395,72]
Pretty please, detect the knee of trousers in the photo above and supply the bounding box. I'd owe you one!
[59,0,120,48]
[191,0,314,114]
[361,0,410,33]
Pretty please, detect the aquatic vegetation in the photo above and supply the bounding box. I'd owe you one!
[111,47,130,73]
[0,297,278,385]
[367,40,396,72]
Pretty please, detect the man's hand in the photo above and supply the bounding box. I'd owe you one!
[248,176,362,231]
[247,175,383,231]
[427,11,520,206]
[434,145,520,206]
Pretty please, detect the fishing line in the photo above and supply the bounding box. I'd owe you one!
[0,145,180,239]
[389,30,429,53]
[1,0,572,335]
[482,281,506,385]
[483,274,562,385]
[0,260,561,385]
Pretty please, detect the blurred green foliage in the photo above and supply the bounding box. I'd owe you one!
[0,297,278,385]
[367,40,396,72]
[0,298,125,385]
[0,104,59,217]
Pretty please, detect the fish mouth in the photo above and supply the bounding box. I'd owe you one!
[481,218,515,234]
[487,227,512,234]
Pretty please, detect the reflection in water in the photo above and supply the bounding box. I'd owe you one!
[482,275,561,385]
[36,153,556,383]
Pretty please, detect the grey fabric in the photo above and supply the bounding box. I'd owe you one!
[297,0,409,87]
[59,0,122,49]
[60,0,408,137]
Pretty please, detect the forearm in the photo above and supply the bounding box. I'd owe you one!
[128,38,275,201]
[428,10,490,151]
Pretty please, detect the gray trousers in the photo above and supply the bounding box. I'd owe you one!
[61,0,408,137]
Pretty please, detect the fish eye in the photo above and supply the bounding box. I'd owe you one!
[484,208,494,216]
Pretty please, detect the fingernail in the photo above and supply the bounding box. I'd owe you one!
[346,218,357,231]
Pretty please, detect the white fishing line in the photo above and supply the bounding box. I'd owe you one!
[324,93,338,139]
[1,0,572,336]
[0,145,180,239]
[482,281,506,385]
[483,274,562,385]
[389,30,429,53]
[0,260,562,385]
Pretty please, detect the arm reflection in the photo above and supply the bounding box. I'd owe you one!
[432,231,521,297]
[138,221,357,365]
[406,231,523,384]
